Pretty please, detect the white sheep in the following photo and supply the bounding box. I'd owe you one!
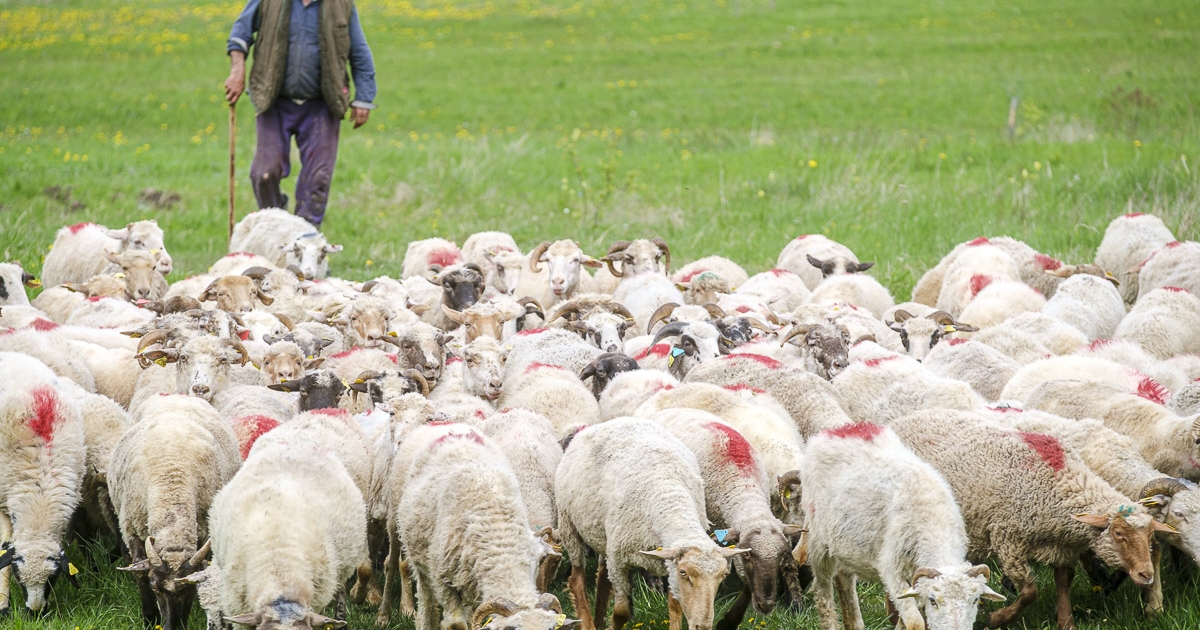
[597,368,679,421]
[503,327,603,380]
[0,352,86,616]
[110,394,240,629]
[736,268,811,314]
[808,273,895,319]
[775,234,865,291]
[1095,213,1175,305]
[671,255,750,291]
[0,262,41,307]
[801,422,1003,630]
[933,243,1023,317]
[1113,286,1200,360]
[1041,273,1126,342]
[41,220,172,287]
[1075,339,1191,395]
[209,439,366,629]
[954,280,1046,330]
[515,240,603,309]
[402,237,464,280]
[1136,240,1200,299]
[999,355,1167,403]
[556,417,747,630]
[462,231,524,296]
[920,338,1021,402]
[228,208,343,280]
[498,361,600,439]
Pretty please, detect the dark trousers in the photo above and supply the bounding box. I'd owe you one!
[250,99,340,228]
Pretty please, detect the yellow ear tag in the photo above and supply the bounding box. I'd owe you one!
[150,249,160,255]
[482,616,495,627]
[784,489,791,499]
[68,562,79,576]
[0,549,7,559]
[555,614,567,629]
[154,357,168,367]
[306,355,315,360]
[115,273,126,279]
[387,331,398,337]
[943,325,956,334]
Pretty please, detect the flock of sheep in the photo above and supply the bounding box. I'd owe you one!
[1,208,1199,630]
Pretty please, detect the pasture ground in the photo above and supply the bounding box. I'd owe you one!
[1,0,1199,628]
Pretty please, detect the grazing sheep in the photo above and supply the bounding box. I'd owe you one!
[778,320,852,380]
[228,208,343,280]
[402,237,464,280]
[650,408,800,627]
[0,262,41,307]
[597,368,679,421]
[999,355,1163,403]
[636,320,727,379]
[678,271,731,307]
[1136,240,1200,299]
[736,269,811,314]
[504,328,603,380]
[808,273,895,319]
[933,244,1023,317]
[1095,213,1175,305]
[41,220,172,287]
[498,361,600,439]
[671,255,749,290]
[110,394,240,630]
[801,422,1003,630]
[136,335,252,404]
[197,273,275,314]
[1041,274,1127,342]
[1113,286,1200,360]
[395,422,571,630]
[0,353,86,617]
[920,338,1021,402]
[613,273,686,337]
[776,234,866,291]
[954,280,1046,330]
[209,439,366,629]
[556,417,747,630]
[889,408,1169,630]
[578,353,641,399]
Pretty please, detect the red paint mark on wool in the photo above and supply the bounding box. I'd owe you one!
[227,251,257,258]
[768,268,790,277]
[238,330,251,341]
[517,328,548,336]
[823,422,885,441]
[31,318,60,331]
[793,234,809,241]
[446,356,462,364]
[966,237,990,246]
[946,338,968,346]
[67,222,94,234]
[29,386,62,444]
[310,408,349,418]
[705,422,757,476]
[723,384,766,395]
[863,355,900,368]
[1166,241,1183,249]
[1124,212,1145,218]
[988,406,1023,413]
[1034,254,1062,271]
[428,420,457,426]
[237,415,279,459]
[524,361,563,374]
[652,382,675,392]
[1163,286,1189,293]
[1017,431,1065,471]
[474,409,488,420]
[432,430,484,448]
[387,353,399,365]
[427,248,462,268]
[636,344,672,360]
[1088,339,1113,351]
[85,296,104,303]
[969,274,993,297]
[1136,378,1170,405]
[680,269,707,283]
[731,354,782,369]
[735,306,753,314]
[330,347,365,360]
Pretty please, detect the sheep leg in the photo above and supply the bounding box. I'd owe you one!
[594,561,612,626]
[1144,541,1164,617]
[779,552,808,611]
[400,558,416,616]
[0,513,9,617]
[376,528,402,628]
[986,560,1036,628]
[611,584,633,630]
[335,588,348,622]
[714,585,752,630]
[413,569,439,630]
[810,557,840,630]
[835,572,864,630]
[567,564,597,630]
[351,563,374,605]
[667,591,683,630]
[1052,565,1075,630]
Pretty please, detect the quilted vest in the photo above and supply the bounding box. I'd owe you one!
[248,0,353,119]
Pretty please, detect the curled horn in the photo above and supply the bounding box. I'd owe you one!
[104,249,123,265]
[777,470,801,503]
[229,339,251,367]
[518,297,544,320]
[403,369,431,397]
[1045,265,1074,278]
[603,241,632,278]
[464,262,484,276]
[911,567,942,585]
[354,370,384,384]
[381,334,404,348]
[606,240,632,256]
[276,314,296,331]
[701,303,727,319]
[472,598,521,630]
[764,310,781,326]
[579,361,597,381]
[610,303,636,323]
[241,266,271,281]
[186,539,212,570]
[136,328,172,353]
[145,537,163,567]
[747,318,774,333]
[651,321,690,346]
[781,324,815,347]
[646,302,680,333]
[548,301,586,324]
[966,565,991,580]
[892,309,914,324]
[537,593,563,613]
[651,237,671,270]
[360,280,379,293]
[528,241,552,273]
[1140,478,1190,502]
[927,310,978,333]
[198,279,220,302]
[285,264,306,280]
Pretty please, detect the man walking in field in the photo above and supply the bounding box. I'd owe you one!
[223,0,376,229]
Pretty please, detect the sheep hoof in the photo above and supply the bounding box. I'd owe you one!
[367,584,384,607]
[374,612,391,629]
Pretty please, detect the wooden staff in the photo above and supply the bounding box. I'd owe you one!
[228,102,237,244]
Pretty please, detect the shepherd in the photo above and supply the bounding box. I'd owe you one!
[223,0,377,230]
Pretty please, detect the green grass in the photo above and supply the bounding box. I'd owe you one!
[2,0,1200,627]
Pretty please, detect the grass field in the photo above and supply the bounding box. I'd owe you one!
[2,0,1200,628]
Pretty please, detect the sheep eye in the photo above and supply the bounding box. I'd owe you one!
[928,598,937,608]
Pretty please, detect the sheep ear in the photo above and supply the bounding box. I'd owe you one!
[1153,521,1180,534]
[308,612,346,629]
[639,548,679,560]
[1072,514,1111,528]
[0,545,13,571]
[896,588,920,600]
[781,524,805,537]
[106,226,131,241]
[117,560,154,573]
[225,612,264,626]
[582,256,604,269]
[442,304,466,324]
[268,379,303,392]
[305,357,326,370]
[981,585,1006,602]
[178,570,208,586]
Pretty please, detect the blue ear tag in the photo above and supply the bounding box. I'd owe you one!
[668,346,686,367]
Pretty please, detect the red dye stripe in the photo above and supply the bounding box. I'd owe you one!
[1162,286,1188,293]
[387,353,399,364]
[1124,212,1145,218]
[988,406,1023,413]
[1087,339,1113,351]
[428,420,457,426]
[227,251,257,258]
[969,274,993,297]
[86,296,104,302]
[823,422,885,441]
[237,330,251,341]
[705,422,758,476]
[793,234,809,241]
[723,384,766,395]
[768,268,790,276]
[67,222,94,234]
[1166,241,1183,249]
[446,356,463,364]
[428,248,462,268]
[31,318,60,331]
[863,355,901,368]
[310,408,349,417]
[474,409,488,419]
[735,305,753,314]
[1136,377,1169,405]
[330,347,366,359]
[1017,431,1065,471]
[729,354,782,369]
[524,361,563,374]
[653,382,675,392]
[29,386,62,443]
[636,344,672,360]
[1034,254,1062,271]
[432,430,484,448]
[946,338,968,346]
[237,415,279,460]
[517,328,548,336]
[680,269,707,283]
[966,237,990,246]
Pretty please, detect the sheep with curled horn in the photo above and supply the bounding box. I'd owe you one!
[599,237,671,278]
[642,319,728,379]
[779,320,852,380]
[579,352,640,399]
[547,295,639,352]
[516,239,604,308]
[886,308,978,362]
